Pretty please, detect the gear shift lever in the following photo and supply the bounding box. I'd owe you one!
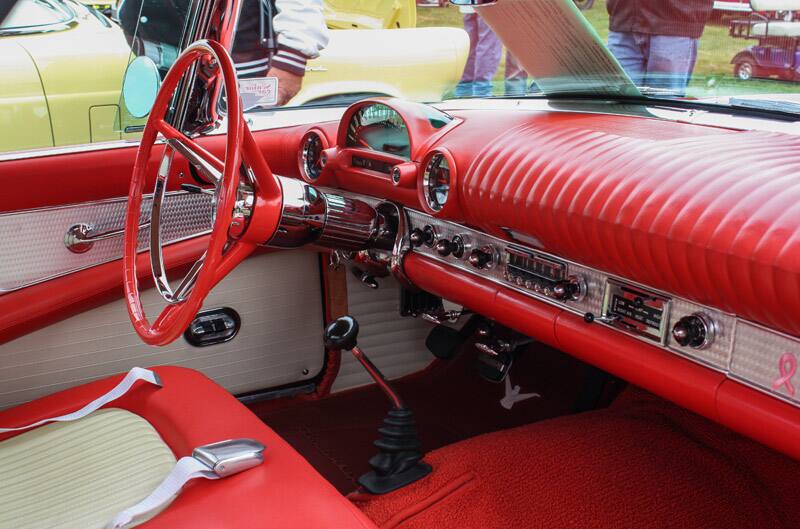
[324,316,432,494]
[324,316,404,409]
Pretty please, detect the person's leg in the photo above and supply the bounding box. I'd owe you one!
[644,36,699,96]
[607,31,647,86]
[471,16,503,97]
[504,51,528,96]
[455,13,479,97]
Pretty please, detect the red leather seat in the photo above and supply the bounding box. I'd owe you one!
[0,366,378,529]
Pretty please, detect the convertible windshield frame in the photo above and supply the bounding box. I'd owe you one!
[0,0,77,36]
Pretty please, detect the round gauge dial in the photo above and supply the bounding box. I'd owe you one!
[423,152,450,212]
[346,103,411,159]
[300,131,326,181]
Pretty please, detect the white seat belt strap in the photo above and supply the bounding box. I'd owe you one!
[107,439,265,529]
[106,457,219,529]
[0,367,161,433]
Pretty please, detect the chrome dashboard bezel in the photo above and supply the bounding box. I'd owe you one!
[402,209,800,411]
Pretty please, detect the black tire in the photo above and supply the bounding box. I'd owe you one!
[573,0,594,10]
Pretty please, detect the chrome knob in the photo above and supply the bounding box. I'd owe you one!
[672,313,715,349]
[552,276,586,302]
[451,234,469,259]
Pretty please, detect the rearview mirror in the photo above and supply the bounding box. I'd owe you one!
[122,56,161,118]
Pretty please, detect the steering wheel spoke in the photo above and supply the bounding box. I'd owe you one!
[157,120,224,183]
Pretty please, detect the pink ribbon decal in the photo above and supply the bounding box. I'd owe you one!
[772,352,798,397]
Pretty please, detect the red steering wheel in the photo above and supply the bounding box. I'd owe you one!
[124,40,282,346]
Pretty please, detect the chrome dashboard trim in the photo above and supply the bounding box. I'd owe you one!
[405,209,800,410]
[0,191,213,293]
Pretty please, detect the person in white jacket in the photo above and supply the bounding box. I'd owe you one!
[232,0,330,105]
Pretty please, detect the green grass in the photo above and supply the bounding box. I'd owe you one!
[416,0,798,98]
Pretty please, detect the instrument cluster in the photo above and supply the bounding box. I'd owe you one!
[295,98,461,216]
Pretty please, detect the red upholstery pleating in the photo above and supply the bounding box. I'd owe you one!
[352,389,800,529]
[458,114,800,337]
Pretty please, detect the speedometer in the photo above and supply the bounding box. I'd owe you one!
[423,152,450,212]
[346,103,411,159]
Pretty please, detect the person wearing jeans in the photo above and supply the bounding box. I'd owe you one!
[455,7,530,97]
[606,0,713,95]
[455,7,502,97]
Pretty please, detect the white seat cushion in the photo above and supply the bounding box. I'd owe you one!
[752,21,800,37]
[0,408,176,529]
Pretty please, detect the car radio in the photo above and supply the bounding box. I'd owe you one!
[503,247,585,301]
[602,280,671,344]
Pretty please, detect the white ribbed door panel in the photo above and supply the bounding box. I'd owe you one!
[0,251,325,410]
[332,273,434,392]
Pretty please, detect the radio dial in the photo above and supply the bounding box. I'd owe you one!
[672,313,715,349]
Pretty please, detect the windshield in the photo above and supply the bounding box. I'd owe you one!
[224,0,800,113]
[1,0,73,31]
[2,0,799,156]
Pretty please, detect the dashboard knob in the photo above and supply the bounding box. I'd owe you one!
[410,226,435,248]
[552,276,586,301]
[672,313,714,349]
[409,228,425,247]
[451,235,467,258]
[468,247,494,269]
[436,239,454,257]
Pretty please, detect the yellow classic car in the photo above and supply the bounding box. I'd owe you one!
[0,0,467,153]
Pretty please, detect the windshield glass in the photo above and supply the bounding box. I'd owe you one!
[2,0,798,156]
[1,0,73,30]
[230,0,800,112]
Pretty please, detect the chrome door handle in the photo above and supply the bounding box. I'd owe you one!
[64,221,151,254]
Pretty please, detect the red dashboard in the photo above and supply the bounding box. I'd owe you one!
[289,99,800,340]
[269,98,800,460]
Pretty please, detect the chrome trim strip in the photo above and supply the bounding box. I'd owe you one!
[0,191,212,293]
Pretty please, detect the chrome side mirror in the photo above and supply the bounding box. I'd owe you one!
[122,55,161,118]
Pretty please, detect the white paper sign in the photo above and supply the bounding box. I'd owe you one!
[477,0,640,97]
[239,77,279,110]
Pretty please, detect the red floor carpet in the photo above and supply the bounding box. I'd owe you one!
[351,389,800,529]
[251,343,597,493]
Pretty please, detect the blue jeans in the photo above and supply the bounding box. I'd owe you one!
[455,13,503,97]
[607,32,699,96]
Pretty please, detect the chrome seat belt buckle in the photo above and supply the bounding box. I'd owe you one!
[193,439,265,478]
